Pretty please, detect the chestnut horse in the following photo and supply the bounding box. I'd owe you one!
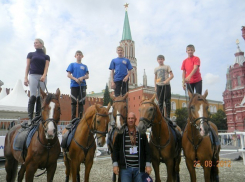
[108,93,128,182]
[62,103,110,182]
[182,90,220,182]
[138,95,182,182]
[4,88,61,182]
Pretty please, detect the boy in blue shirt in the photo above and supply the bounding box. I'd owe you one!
[66,50,89,119]
[109,46,133,97]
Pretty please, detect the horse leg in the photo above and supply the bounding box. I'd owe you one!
[203,166,211,182]
[18,164,26,182]
[25,163,38,182]
[175,155,181,182]
[63,153,70,182]
[185,158,196,182]
[47,162,57,182]
[71,160,79,182]
[165,159,175,182]
[5,157,18,182]
[152,159,161,182]
[84,160,93,182]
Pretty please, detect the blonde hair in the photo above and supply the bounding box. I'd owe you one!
[36,38,46,54]
[116,46,124,51]
[186,44,195,51]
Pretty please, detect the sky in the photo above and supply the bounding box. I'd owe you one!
[0,0,245,102]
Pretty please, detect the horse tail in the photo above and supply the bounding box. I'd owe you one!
[5,157,18,182]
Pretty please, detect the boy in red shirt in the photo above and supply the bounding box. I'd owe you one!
[181,44,202,94]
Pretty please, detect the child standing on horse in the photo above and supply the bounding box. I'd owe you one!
[24,38,50,125]
[154,55,174,119]
[181,44,202,94]
[109,46,133,97]
[66,50,89,120]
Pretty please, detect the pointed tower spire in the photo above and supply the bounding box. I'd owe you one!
[122,3,132,40]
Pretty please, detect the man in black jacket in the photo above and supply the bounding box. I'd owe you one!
[112,112,152,182]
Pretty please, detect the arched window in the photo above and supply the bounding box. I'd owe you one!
[213,106,217,113]
[182,102,187,108]
[171,102,176,110]
[210,106,213,113]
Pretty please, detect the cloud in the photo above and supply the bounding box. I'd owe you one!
[204,73,220,85]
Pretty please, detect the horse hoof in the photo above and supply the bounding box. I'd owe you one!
[76,173,80,182]
[65,176,69,182]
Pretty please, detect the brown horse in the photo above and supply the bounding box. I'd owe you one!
[138,95,182,182]
[62,103,110,182]
[4,88,61,182]
[182,90,220,182]
[108,93,128,182]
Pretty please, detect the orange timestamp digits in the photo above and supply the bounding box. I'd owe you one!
[194,160,231,168]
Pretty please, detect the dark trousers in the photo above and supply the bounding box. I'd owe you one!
[187,80,202,95]
[114,80,128,97]
[157,85,171,118]
[71,86,86,119]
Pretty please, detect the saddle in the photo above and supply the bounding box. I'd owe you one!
[61,118,80,150]
[13,117,41,160]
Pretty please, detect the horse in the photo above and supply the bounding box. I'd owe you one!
[138,94,182,182]
[107,93,128,182]
[62,103,111,182]
[182,90,220,182]
[4,88,61,182]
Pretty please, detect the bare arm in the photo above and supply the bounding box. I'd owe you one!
[164,71,174,84]
[67,72,80,83]
[123,70,131,82]
[111,70,115,89]
[154,74,157,91]
[24,58,31,86]
[182,70,186,90]
[78,72,89,82]
[40,60,50,82]
[185,65,199,82]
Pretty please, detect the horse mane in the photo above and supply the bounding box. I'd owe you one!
[44,93,55,105]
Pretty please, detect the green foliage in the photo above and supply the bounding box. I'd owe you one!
[103,84,112,106]
[175,107,188,131]
[210,109,227,131]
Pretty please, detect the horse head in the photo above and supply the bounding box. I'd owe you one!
[138,94,157,134]
[40,88,61,140]
[110,93,128,133]
[188,90,209,137]
[93,103,111,147]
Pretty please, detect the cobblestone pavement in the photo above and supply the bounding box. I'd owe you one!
[0,156,245,182]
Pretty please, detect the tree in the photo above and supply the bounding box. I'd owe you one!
[175,107,188,131]
[103,84,112,106]
[210,109,227,131]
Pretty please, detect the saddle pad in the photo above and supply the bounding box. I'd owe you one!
[209,127,220,146]
[13,125,38,151]
[61,118,80,150]
[26,125,39,148]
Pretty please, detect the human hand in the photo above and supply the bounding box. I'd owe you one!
[113,166,119,175]
[40,75,46,82]
[145,166,152,175]
[183,84,186,91]
[185,76,190,82]
[111,81,116,89]
[75,78,80,84]
[123,75,129,82]
[24,78,29,86]
[154,86,157,92]
[79,77,84,83]
[163,80,168,85]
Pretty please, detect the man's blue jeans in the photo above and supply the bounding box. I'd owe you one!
[120,167,143,182]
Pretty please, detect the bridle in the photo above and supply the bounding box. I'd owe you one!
[113,99,127,127]
[139,101,156,128]
[89,112,110,137]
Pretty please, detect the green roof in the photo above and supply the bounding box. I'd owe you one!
[122,11,132,40]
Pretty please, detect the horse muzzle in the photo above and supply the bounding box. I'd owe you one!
[138,121,147,134]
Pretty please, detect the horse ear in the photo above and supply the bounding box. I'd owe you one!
[142,95,145,101]
[55,88,60,99]
[122,92,129,100]
[40,88,46,99]
[95,104,100,113]
[110,93,115,101]
[107,103,111,112]
[150,94,156,102]
[203,89,208,98]
[188,90,193,99]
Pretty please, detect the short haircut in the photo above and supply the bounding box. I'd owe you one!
[186,44,195,50]
[157,55,165,60]
[116,46,124,51]
[75,50,83,56]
